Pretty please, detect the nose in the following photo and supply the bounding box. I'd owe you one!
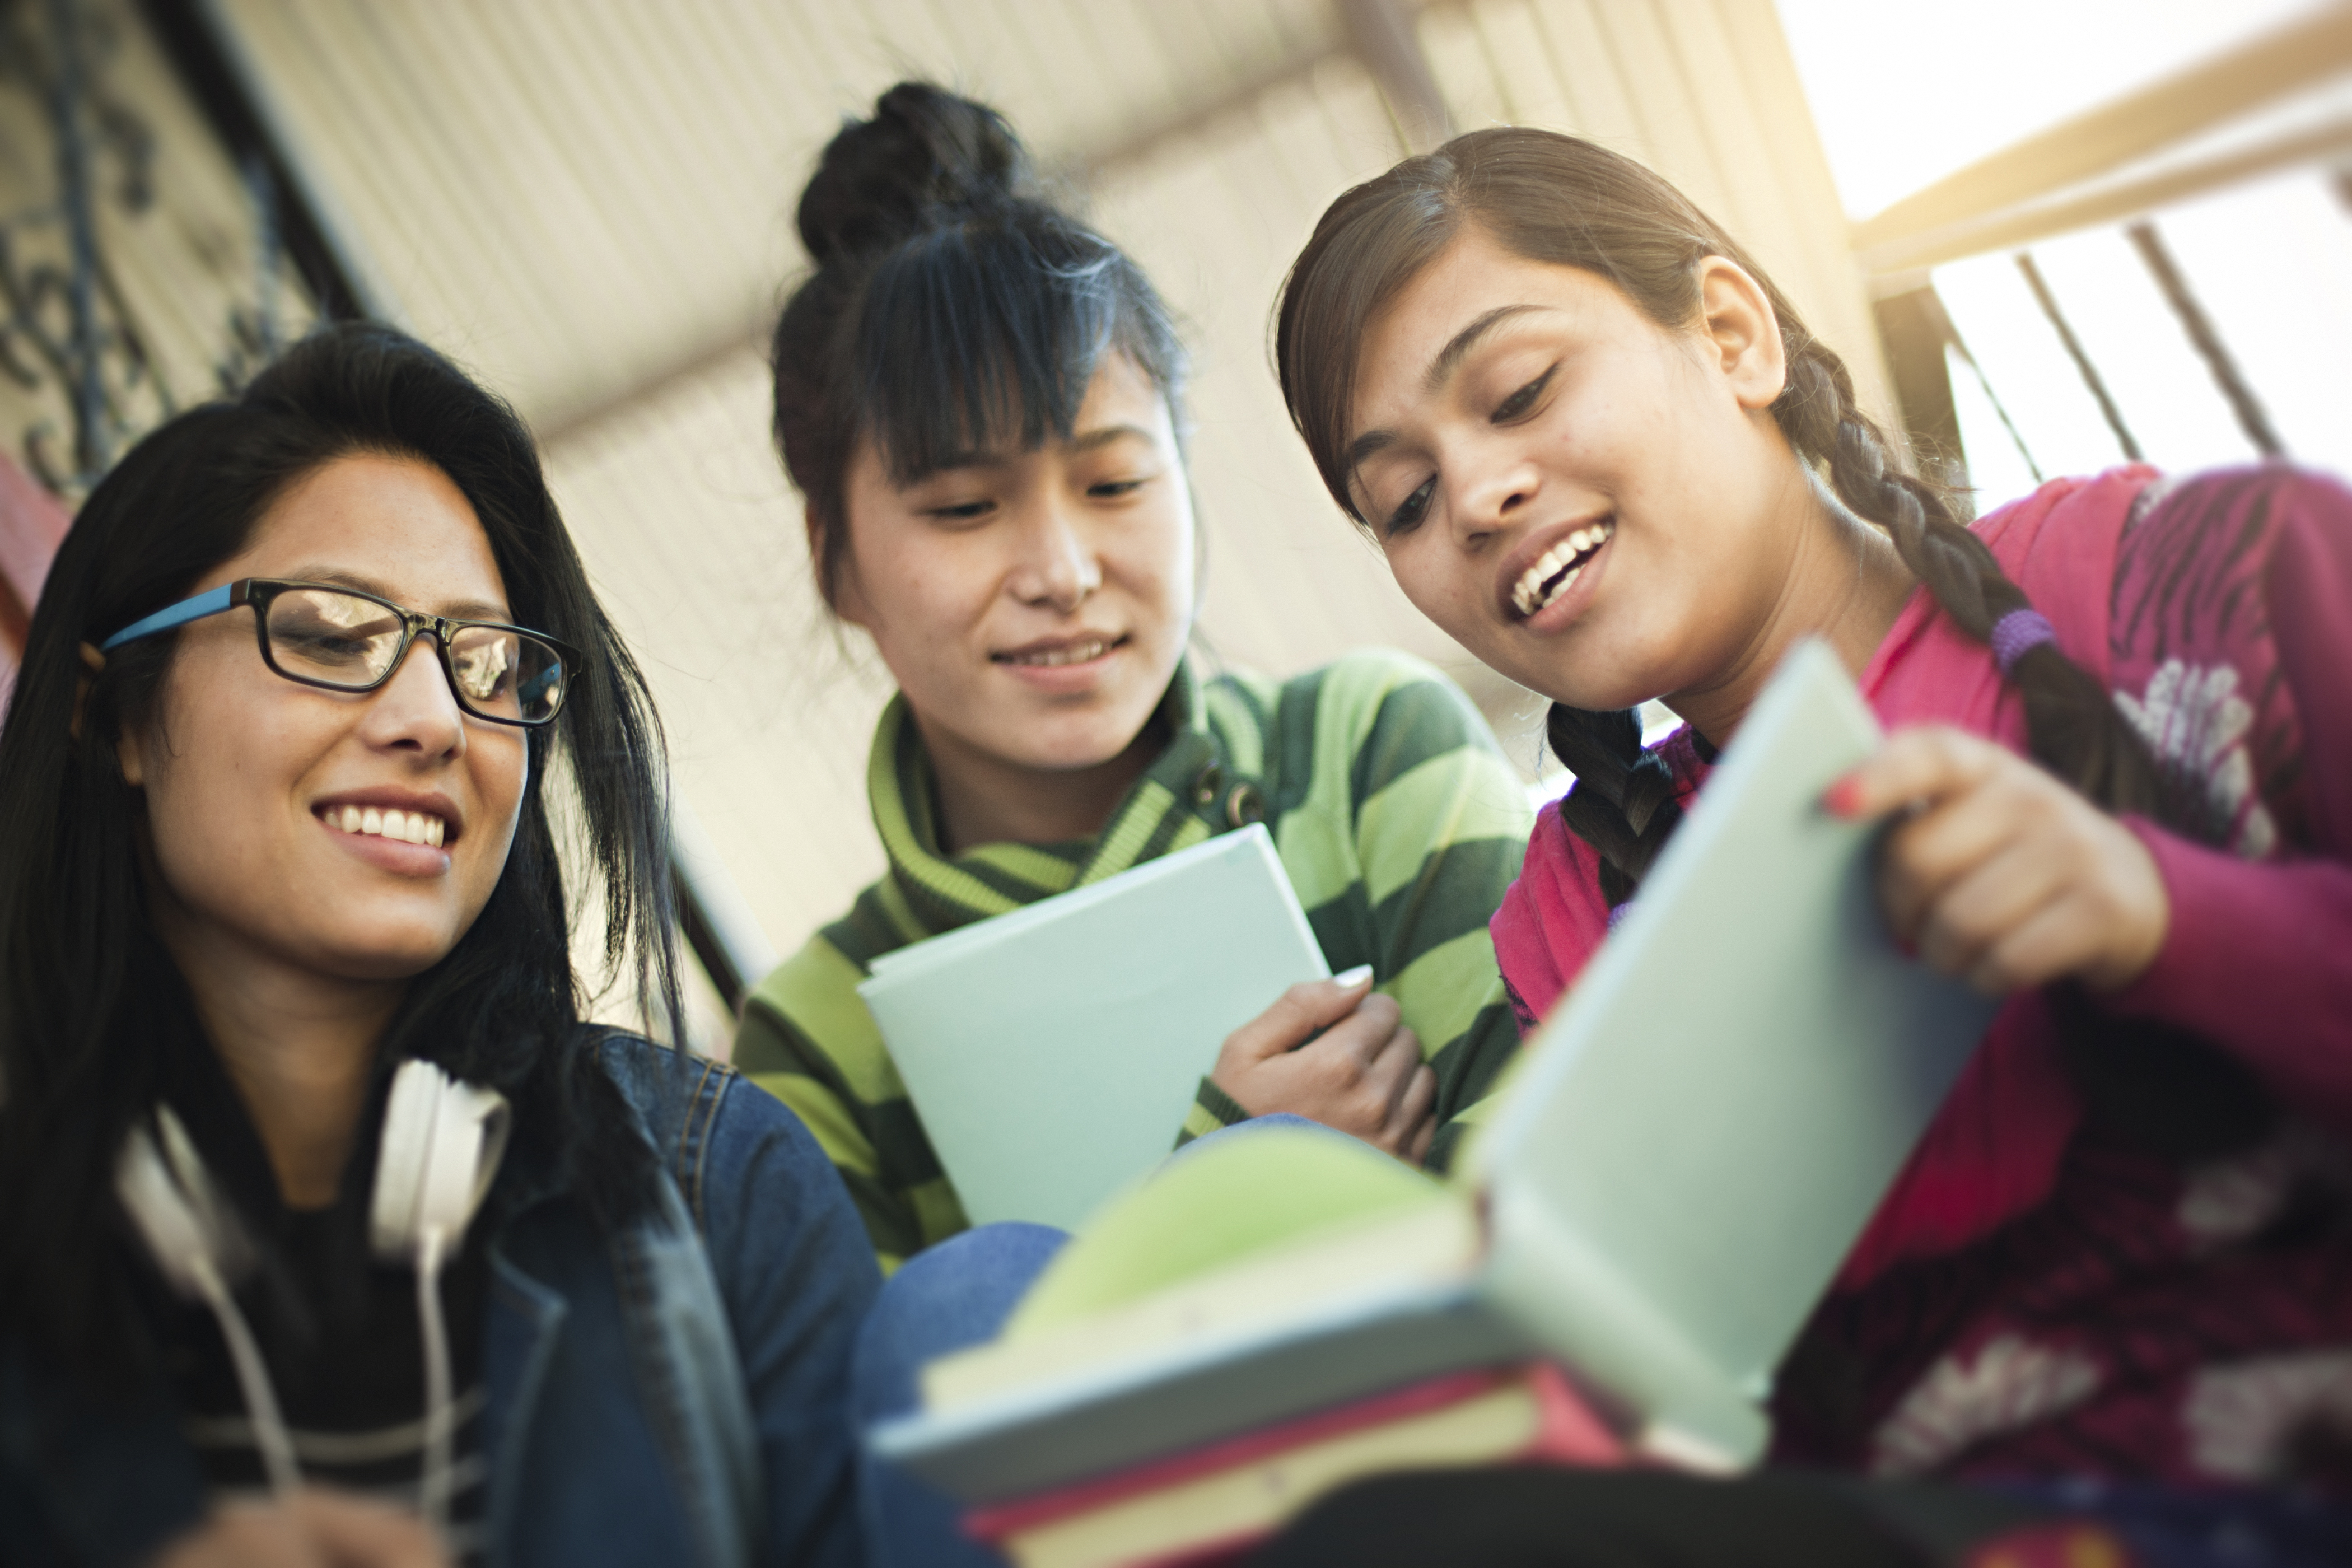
[1452,445,1543,536]
[1005,496,1101,614]
[361,634,468,759]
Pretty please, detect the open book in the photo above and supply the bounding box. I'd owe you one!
[859,823,1329,1231]
[872,641,2000,1502]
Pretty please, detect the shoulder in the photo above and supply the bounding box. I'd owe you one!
[1262,649,1523,827]
[2120,464,2352,575]
[734,915,903,1098]
[1276,648,1507,774]
[593,1033,855,1234]
[1490,796,1612,1025]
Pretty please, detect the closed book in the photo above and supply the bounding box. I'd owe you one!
[969,1362,1621,1568]
[857,824,1327,1231]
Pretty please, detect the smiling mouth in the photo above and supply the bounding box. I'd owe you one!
[993,635,1127,668]
[1510,520,1616,619]
[321,805,449,848]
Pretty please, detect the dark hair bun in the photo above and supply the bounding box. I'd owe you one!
[796,81,1031,265]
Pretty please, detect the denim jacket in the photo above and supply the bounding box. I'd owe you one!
[1,1035,880,1567]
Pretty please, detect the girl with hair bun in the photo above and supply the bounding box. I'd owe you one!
[735,83,1532,1273]
[1255,128,2352,1563]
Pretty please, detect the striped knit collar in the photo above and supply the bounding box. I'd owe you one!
[864,657,1237,939]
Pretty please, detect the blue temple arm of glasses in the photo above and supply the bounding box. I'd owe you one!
[100,583,240,652]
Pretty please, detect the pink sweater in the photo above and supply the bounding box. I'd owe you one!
[1490,466,2352,1487]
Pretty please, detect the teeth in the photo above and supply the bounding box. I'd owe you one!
[326,806,449,847]
[1005,639,1108,668]
[1509,521,1614,618]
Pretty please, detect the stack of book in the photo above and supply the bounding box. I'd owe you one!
[876,644,2002,1566]
[963,1362,1622,1568]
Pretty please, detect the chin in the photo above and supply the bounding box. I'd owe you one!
[309,926,466,982]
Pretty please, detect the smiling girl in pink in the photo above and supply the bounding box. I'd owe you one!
[1258,129,2352,1565]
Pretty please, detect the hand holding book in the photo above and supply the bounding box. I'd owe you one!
[1208,968,1436,1165]
[1826,722,2170,995]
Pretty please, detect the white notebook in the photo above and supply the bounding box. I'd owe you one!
[871,641,2002,1500]
[859,824,1330,1231]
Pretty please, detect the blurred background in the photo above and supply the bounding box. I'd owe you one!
[4,0,2348,1038]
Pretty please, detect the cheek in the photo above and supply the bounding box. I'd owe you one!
[856,539,997,657]
[1383,534,1474,637]
[1111,497,1197,622]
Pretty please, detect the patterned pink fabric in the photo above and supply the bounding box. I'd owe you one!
[1489,465,2352,1486]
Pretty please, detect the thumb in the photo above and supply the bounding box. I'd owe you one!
[1227,966,1376,1062]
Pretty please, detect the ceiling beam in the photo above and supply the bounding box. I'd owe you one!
[1859,111,2352,275]
[1853,4,2352,256]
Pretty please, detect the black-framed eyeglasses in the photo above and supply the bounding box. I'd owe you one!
[99,579,581,727]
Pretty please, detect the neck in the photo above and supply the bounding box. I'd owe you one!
[1667,471,1917,747]
[152,903,405,1211]
[916,712,1163,854]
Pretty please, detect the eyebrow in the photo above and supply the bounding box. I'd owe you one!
[921,422,1159,475]
[288,568,512,624]
[1343,304,1553,483]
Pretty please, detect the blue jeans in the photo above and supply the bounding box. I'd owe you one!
[853,1116,1337,1567]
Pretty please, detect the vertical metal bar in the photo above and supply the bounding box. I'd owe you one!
[1338,0,1453,155]
[244,152,280,358]
[2331,165,2352,218]
[45,0,109,480]
[2125,220,2284,458]
[2014,250,2142,463]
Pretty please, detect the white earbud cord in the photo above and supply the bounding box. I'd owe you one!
[186,1252,302,1499]
[416,1224,455,1542]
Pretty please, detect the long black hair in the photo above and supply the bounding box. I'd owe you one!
[0,323,684,1377]
[1275,128,2168,904]
[772,81,1189,609]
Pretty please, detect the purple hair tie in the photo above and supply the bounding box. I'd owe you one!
[1990,608,2056,674]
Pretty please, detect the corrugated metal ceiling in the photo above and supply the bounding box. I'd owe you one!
[207,0,1886,978]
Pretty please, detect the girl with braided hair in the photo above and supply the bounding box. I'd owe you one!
[1262,127,2352,1566]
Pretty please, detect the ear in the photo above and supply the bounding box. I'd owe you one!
[1695,256,1787,412]
[809,505,874,631]
[71,642,104,743]
[101,643,150,786]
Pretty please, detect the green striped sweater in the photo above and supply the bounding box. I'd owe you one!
[732,650,1533,1271]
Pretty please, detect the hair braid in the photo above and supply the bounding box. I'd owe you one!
[1789,347,2163,821]
[1546,705,1681,907]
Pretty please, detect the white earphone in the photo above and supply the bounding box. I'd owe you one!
[117,1059,509,1537]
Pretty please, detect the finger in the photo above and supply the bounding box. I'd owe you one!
[1387,1062,1437,1146]
[1225,967,1378,1062]
[1877,770,2045,943]
[1296,991,1404,1074]
[1966,883,2140,995]
[1356,1023,1423,1113]
[1407,1111,1436,1166]
[1826,725,2005,824]
[1912,839,2068,982]
[153,1506,310,1568]
[288,1490,451,1568]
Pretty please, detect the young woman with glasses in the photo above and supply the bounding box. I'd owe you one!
[0,324,875,1567]
[1243,127,2352,1565]
[732,82,1535,1275]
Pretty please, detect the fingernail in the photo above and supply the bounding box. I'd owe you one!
[1823,775,1865,819]
[1333,964,1375,989]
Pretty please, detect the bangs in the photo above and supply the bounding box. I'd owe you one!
[852,220,1178,484]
